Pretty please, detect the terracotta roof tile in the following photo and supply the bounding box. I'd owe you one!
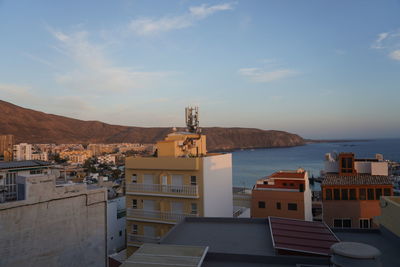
[322,174,392,186]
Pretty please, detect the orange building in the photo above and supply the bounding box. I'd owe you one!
[251,169,312,221]
[322,152,393,229]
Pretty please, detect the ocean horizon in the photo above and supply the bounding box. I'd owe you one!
[232,138,400,188]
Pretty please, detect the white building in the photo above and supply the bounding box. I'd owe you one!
[13,143,32,161]
[324,152,388,176]
[31,152,48,161]
[107,196,126,255]
[0,175,107,267]
[0,160,57,202]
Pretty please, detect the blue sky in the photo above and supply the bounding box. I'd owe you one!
[0,0,399,139]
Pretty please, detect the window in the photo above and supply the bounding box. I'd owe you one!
[276,202,281,210]
[190,176,197,186]
[326,189,332,200]
[333,189,340,200]
[334,219,352,228]
[290,183,294,187]
[349,189,356,200]
[283,183,287,186]
[288,203,297,211]
[119,230,122,237]
[132,199,137,209]
[359,219,370,229]
[30,169,42,175]
[367,189,374,200]
[299,183,304,192]
[131,174,137,183]
[359,188,366,200]
[132,224,138,234]
[258,201,266,209]
[375,188,382,200]
[334,219,342,228]
[191,203,198,214]
[384,188,391,196]
[343,219,352,228]
[341,189,348,200]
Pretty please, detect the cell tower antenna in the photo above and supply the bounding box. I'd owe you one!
[185,106,200,133]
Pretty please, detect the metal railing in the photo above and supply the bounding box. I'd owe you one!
[127,234,160,244]
[126,183,198,196]
[127,208,198,222]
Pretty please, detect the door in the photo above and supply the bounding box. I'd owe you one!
[143,225,156,240]
[171,202,184,214]
[171,175,183,192]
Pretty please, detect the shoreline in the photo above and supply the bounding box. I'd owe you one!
[210,139,374,153]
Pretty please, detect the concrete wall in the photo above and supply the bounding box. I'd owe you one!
[371,162,388,176]
[202,153,233,217]
[0,177,107,267]
[355,162,372,174]
[374,196,400,237]
[107,196,126,255]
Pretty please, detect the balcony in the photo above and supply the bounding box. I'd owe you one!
[127,234,160,244]
[127,209,198,223]
[126,183,198,198]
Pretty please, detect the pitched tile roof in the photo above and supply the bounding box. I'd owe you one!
[322,174,392,186]
[269,216,340,256]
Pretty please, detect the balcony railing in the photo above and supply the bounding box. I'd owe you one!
[127,234,160,244]
[126,183,198,197]
[127,208,198,223]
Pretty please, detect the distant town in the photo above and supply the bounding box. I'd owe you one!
[0,107,399,267]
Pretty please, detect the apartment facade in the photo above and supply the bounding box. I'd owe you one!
[0,134,14,161]
[251,169,312,221]
[13,143,32,161]
[125,131,233,256]
[322,152,393,229]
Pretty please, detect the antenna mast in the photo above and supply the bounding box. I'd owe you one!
[185,106,200,133]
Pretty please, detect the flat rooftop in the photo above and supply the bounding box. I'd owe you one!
[334,228,400,267]
[158,217,400,267]
[161,218,274,256]
[0,160,51,170]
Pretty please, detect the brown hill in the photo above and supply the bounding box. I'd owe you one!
[0,100,305,151]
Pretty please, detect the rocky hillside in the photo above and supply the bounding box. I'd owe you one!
[0,100,305,151]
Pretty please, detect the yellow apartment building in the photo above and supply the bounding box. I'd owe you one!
[125,113,233,256]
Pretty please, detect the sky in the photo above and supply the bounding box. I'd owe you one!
[0,0,399,139]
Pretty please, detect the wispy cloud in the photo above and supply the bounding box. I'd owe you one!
[48,28,174,92]
[371,30,400,61]
[238,68,297,83]
[389,50,400,61]
[129,2,235,35]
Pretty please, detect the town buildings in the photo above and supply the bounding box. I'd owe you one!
[124,107,233,256]
[0,134,14,161]
[251,168,312,221]
[322,152,393,229]
[0,169,107,267]
[59,150,93,164]
[13,143,32,161]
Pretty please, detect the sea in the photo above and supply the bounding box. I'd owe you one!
[232,138,400,190]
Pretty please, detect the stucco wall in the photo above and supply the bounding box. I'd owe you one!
[107,196,126,255]
[0,189,107,267]
[202,154,233,217]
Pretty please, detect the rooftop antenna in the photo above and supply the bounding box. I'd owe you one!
[185,106,200,133]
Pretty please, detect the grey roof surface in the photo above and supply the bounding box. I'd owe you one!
[333,228,400,267]
[161,217,275,256]
[121,243,208,267]
[322,174,392,186]
[0,160,51,170]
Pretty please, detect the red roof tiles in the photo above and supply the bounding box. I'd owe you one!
[269,172,306,179]
[269,217,340,256]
